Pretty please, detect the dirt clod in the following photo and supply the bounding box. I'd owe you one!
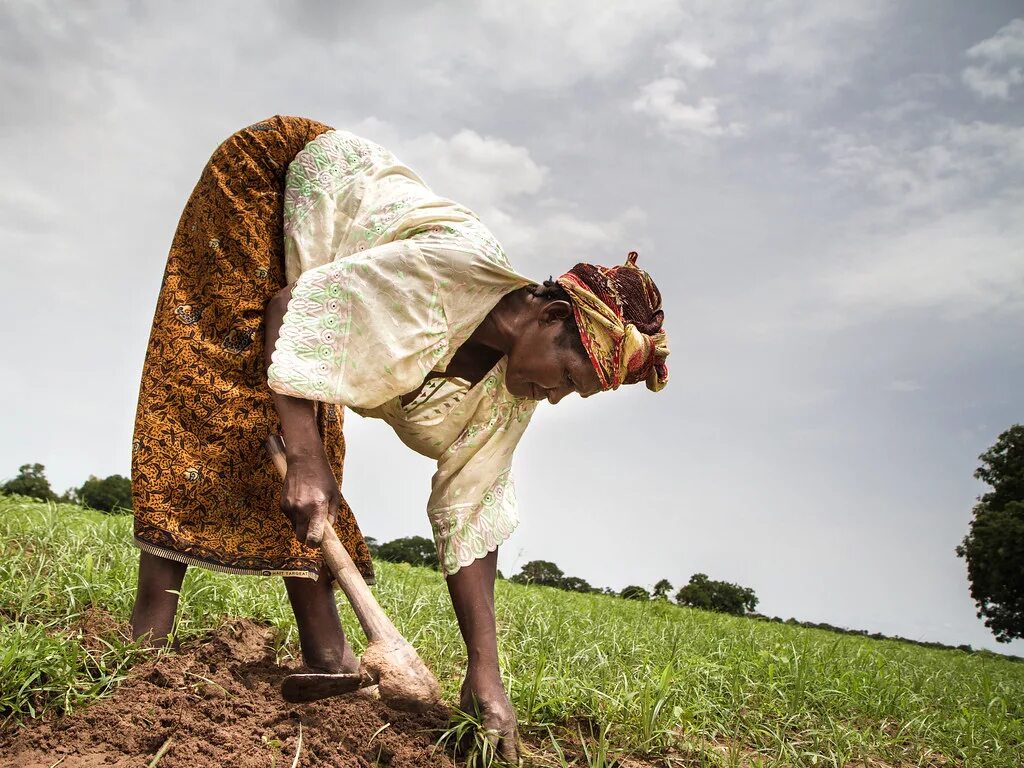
[0,619,453,767]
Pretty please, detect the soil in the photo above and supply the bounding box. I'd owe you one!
[0,618,455,767]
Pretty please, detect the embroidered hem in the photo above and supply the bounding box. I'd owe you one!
[428,470,519,575]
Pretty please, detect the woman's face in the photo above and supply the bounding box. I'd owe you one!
[505,299,603,404]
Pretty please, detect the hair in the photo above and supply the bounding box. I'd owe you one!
[529,278,588,357]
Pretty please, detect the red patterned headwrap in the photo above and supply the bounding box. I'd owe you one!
[556,251,669,392]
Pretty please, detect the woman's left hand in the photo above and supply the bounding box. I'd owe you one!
[460,664,519,763]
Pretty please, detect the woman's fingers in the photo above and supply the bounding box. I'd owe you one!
[304,504,327,547]
[305,490,339,547]
[481,723,518,763]
[498,728,519,763]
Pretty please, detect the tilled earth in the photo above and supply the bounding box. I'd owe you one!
[1,619,456,767]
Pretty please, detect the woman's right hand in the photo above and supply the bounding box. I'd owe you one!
[280,451,339,548]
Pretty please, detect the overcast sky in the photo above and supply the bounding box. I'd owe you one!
[1,1,1022,653]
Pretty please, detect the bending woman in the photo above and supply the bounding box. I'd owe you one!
[129,115,669,760]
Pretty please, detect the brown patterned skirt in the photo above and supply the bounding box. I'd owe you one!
[131,115,374,582]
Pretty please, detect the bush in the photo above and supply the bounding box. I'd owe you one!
[375,536,439,569]
[619,585,650,601]
[510,560,564,587]
[1,463,56,502]
[559,576,596,593]
[77,475,132,513]
[675,573,758,616]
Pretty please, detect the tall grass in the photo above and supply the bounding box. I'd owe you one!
[2,497,1023,766]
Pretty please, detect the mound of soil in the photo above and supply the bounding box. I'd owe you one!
[1,619,454,767]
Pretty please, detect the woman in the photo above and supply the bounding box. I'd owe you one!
[130,115,669,760]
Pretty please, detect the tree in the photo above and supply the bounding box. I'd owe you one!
[675,573,758,615]
[376,536,439,569]
[363,537,380,557]
[510,560,564,587]
[957,425,1024,643]
[559,576,595,593]
[653,579,673,600]
[619,585,650,601]
[77,474,132,513]
[58,487,81,505]
[1,463,56,501]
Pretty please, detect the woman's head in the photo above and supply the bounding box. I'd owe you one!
[556,251,669,392]
[503,252,669,404]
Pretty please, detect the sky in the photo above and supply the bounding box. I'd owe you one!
[1,1,1022,653]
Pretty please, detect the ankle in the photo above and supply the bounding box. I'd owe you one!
[302,642,359,674]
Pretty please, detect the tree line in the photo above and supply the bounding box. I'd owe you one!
[363,535,760,616]
[1,463,131,513]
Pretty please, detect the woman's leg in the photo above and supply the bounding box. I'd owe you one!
[130,550,187,646]
[284,572,359,673]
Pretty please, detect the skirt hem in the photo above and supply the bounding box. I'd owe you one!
[133,536,376,585]
[133,536,377,585]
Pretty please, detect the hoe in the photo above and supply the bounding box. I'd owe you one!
[266,434,441,712]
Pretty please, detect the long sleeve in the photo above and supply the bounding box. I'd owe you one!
[267,239,450,408]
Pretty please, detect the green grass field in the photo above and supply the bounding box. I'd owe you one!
[2,496,1023,767]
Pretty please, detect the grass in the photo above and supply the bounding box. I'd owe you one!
[2,496,1023,766]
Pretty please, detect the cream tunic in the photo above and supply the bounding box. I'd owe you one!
[267,129,538,574]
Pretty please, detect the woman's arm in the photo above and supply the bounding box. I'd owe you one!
[446,549,520,762]
[264,285,340,547]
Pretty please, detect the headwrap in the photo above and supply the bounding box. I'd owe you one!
[556,251,669,392]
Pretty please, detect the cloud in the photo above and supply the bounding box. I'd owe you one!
[663,41,715,72]
[962,18,1024,100]
[0,189,61,236]
[349,118,546,220]
[672,1,888,92]
[885,380,923,393]
[632,78,745,138]
[277,0,685,92]
[345,118,646,270]
[820,119,1024,216]
[821,198,1024,320]
[743,2,887,82]
[473,0,684,90]
[808,96,1024,324]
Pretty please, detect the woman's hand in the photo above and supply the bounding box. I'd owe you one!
[280,451,338,547]
[460,664,520,763]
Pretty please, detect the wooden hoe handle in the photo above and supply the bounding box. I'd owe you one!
[265,434,402,644]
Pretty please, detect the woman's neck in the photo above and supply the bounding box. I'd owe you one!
[468,286,531,355]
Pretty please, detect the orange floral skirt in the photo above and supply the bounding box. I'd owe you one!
[131,115,374,582]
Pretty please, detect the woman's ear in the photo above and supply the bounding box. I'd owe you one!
[539,299,572,325]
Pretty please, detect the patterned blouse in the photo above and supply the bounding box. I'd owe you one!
[267,130,538,575]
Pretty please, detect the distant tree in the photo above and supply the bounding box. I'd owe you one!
[58,487,81,505]
[601,587,617,596]
[510,560,564,587]
[77,474,132,513]
[376,536,439,569]
[363,537,380,557]
[652,579,673,600]
[957,425,1024,643]
[559,576,595,593]
[675,573,758,615]
[1,463,56,501]
[619,585,650,601]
